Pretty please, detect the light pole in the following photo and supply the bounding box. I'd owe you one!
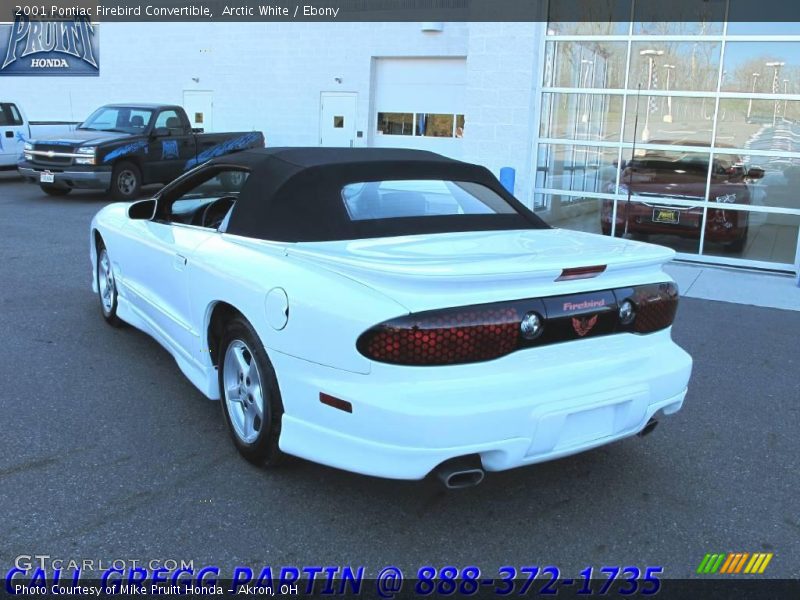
[580,58,594,124]
[784,78,789,119]
[747,72,760,121]
[663,64,675,123]
[766,61,785,126]
[640,49,664,142]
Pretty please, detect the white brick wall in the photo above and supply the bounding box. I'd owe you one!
[462,22,547,207]
[5,21,546,202]
[6,22,468,144]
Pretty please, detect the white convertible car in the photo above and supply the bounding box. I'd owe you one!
[90,148,692,487]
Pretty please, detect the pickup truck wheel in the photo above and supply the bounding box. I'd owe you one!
[40,185,71,196]
[218,317,285,467]
[110,161,141,200]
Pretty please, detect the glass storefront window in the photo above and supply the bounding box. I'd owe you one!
[629,42,721,93]
[416,114,454,137]
[722,42,800,94]
[715,99,800,149]
[623,95,715,145]
[547,0,631,35]
[544,41,628,89]
[535,144,620,195]
[617,148,712,200]
[534,194,608,235]
[541,10,800,270]
[540,93,623,142]
[726,1,800,35]
[702,209,800,263]
[714,153,800,211]
[612,199,703,253]
[377,112,413,136]
[633,0,725,34]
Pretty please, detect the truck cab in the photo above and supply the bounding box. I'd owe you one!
[18,103,264,199]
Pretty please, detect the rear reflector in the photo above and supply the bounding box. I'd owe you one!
[556,265,607,281]
[319,393,353,413]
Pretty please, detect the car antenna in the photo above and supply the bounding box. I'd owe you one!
[622,84,642,240]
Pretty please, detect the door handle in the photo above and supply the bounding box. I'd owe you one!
[4,131,13,138]
[174,253,187,270]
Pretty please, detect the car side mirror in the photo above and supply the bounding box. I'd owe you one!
[151,127,170,138]
[746,167,765,180]
[128,198,157,220]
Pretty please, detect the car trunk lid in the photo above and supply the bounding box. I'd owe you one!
[287,228,676,313]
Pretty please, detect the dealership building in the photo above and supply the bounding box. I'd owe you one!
[6,11,800,275]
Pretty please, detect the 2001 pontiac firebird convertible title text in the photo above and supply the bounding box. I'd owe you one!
[90,148,692,487]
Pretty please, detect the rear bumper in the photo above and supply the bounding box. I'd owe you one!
[18,162,111,190]
[602,207,747,243]
[272,329,693,480]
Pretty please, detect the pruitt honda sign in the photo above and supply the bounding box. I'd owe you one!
[0,15,99,76]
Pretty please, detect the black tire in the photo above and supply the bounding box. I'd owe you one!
[110,160,142,201]
[40,184,71,196]
[96,241,123,327]
[218,317,285,466]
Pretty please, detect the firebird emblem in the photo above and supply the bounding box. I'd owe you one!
[571,315,598,337]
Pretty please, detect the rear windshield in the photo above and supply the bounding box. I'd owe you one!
[342,180,518,221]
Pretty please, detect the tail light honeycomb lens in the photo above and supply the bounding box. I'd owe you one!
[357,281,679,366]
[357,306,521,366]
[630,282,679,334]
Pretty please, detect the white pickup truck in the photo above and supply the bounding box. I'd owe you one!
[0,102,79,170]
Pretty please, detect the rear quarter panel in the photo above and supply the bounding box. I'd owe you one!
[187,233,408,375]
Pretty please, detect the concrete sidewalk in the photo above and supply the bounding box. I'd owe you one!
[665,262,800,312]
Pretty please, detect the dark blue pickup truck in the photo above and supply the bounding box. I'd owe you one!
[18,103,264,199]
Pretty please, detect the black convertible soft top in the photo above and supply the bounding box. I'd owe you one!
[213,147,548,242]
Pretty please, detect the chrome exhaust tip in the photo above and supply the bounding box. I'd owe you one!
[434,455,485,490]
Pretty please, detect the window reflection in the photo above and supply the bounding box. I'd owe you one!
[416,114,454,137]
[540,93,623,142]
[623,96,715,145]
[722,42,800,94]
[544,41,628,89]
[534,194,608,235]
[535,144,620,194]
[609,198,703,253]
[703,210,800,263]
[727,1,800,35]
[629,42,721,93]
[377,112,413,136]
[540,14,800,268]
[716,99,800,149]
[715,152,800,211]
[633,0,724,34]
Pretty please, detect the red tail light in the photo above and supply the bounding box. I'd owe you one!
[357,306,521,366]
[629,282,679,334]
[357,282,679,366]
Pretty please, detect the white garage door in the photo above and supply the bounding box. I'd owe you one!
[371,57,466,158]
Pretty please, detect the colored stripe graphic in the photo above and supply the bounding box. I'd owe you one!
[700,552,774,574]
[697,553,726,574]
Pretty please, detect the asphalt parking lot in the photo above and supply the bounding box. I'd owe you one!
[1,173,798,580]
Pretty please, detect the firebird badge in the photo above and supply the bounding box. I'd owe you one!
[571,315,598,337]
